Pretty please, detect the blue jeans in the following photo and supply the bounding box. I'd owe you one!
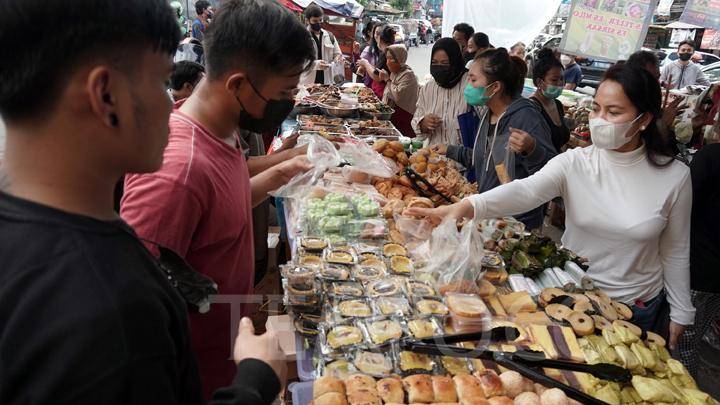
[630,290,670,338]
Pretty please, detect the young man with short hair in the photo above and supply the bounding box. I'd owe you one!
[302,3,343,85]
[192,0,211,41]
[561,54,583,90]
[0,0,285,403]
[661,40,710,89]
[120,0,316,398]
[453,22,474,54]
[170,61,206,101]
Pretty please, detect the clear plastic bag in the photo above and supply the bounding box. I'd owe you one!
[338,141,396,179]
[393,214,434,263]
[493,137,515,185]
[331,60,346,85]
[270,134,341,199]
[426,219,486,295]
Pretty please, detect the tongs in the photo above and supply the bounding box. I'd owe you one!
[404,167,453,204]
[400,328,631,405]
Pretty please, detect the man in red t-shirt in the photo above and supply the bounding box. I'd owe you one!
[120,0,316,399]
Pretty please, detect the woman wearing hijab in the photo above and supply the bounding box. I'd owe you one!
[381,44,419,138]
[412,38,469,146]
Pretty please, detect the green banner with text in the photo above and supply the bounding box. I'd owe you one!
[560,0,658,62]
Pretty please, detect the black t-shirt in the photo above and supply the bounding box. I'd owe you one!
[530,97,570,153]
[690,144,720,293]
[313,31,324,84]
[0,192,279,404]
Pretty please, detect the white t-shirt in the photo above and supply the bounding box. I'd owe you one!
[467,145,695,325]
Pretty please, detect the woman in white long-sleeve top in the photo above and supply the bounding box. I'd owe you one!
[408,64,695,350]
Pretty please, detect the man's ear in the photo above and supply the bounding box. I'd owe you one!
[182,82,194,94]
[225,71,248,94]
[87,66,119,128]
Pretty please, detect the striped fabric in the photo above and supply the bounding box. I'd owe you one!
[411,73,470,146]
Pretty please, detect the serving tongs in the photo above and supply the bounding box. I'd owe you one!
[400,327,631,405]
[403,167,453,204]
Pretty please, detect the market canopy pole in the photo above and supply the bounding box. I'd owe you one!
[559,0,659,62]
[441,0,561,48]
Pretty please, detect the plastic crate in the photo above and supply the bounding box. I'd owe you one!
[295,333,316,381]
[288,380,314,405]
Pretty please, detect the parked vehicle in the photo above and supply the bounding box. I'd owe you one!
[576,57,614,88]
[525,34,562,76]
[701,61,720,83]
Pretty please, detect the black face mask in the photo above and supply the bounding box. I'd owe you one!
[310,23,322,32]
[678,52,692,62]
[237,79,294,134]
[431,64,456,87]
[463,51,476,63]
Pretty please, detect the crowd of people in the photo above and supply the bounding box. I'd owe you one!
[0,0,719,404]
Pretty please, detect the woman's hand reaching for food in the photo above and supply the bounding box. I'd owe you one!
[404,199,474,226]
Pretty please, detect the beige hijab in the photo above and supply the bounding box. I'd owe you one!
[383,44,418,113]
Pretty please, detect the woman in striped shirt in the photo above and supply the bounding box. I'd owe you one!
[411,38,470,146]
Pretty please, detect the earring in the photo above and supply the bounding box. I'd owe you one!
[640,126,646,130]
[109,114,119,127]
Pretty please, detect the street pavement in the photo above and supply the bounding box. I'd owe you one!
[406,42,433,83]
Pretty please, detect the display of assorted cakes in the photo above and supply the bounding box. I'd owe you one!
[278,93,714,404]
[281,200,714,404]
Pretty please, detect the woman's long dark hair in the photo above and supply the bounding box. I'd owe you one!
[601,64,676,167]
[374,25,395,71]
[370,23,385,60]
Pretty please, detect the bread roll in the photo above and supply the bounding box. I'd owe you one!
[403,374,434,403]
[313,392,349,405]
[345,374,376,394]
[376,378,403,404]
[453,373,486,401]
[540,388,569,405]
[431,375,458,403]
[498,371,525,398]
[347,388,382,405]
[514,392,541,405]
[313,376,346,398]
[474,370,504,397]
[487,396,514,405]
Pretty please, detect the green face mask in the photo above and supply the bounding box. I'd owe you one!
[464,82,496,106]
[543,84,563,99]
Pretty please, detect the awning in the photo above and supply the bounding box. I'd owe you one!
[278,0,304,12]
[665,21,704,29]
[292,0,364,19]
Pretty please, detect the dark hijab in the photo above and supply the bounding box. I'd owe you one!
[431,37,467,89]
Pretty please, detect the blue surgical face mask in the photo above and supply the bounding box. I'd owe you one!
[464,82,496,106]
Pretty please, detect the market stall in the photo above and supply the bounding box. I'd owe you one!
[271,84,715,405]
